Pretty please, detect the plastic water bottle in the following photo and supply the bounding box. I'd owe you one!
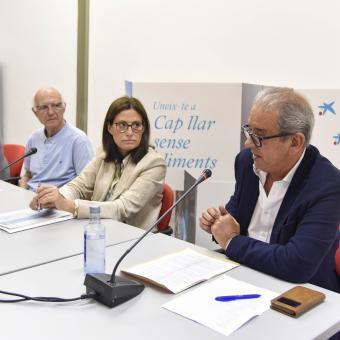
[84,206,106,274]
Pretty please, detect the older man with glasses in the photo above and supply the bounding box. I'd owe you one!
[200,87,340,293]
[20,87,93,191]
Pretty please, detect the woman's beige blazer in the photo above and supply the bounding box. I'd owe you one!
[59,147,166,229]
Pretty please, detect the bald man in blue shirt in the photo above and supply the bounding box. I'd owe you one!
[20,87,93,191]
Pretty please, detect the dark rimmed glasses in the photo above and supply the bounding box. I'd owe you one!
[242,124,293,148]
[114,121,144,133]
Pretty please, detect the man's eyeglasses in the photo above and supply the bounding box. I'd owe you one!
[242,124,293,148]
[34,102,66,114]
[114,121,144,133]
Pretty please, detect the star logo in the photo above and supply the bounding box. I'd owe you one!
[318,101,336,116]
[333,133,340,145]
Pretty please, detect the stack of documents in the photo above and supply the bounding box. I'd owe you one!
[0,208,73,233]
[122,248,239,293]
[163,275,278,336]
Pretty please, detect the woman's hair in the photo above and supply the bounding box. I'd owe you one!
[102,96,150,163]
[253,87,315,146]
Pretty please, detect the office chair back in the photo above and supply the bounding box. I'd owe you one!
[336,245,340,276]
[336,225,340,276]
[3,144,26,178]
[156,183,174,235]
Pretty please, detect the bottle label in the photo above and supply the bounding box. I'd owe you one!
[84,232,105,274]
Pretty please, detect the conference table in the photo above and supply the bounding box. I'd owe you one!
[0,180,144,275]
[0,233,339,340]
[1,180,339,339]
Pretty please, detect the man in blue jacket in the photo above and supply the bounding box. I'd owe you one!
[200,87,340,293]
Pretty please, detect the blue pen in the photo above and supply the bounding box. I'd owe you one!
[215,294,261,302]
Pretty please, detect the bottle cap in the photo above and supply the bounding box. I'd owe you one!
[89,205,100,214]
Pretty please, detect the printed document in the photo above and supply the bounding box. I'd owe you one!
[0,208,73,233]
[122,248,239,293]
[163,275,278,337]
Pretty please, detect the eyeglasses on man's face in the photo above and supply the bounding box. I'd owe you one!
[34,102,66,114]
[114,121,144,133]
[242,124,293,148]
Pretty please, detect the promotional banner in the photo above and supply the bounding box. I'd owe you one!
[126,82,243,182]
[126,82,243,247]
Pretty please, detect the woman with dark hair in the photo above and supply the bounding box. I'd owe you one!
[30,96,166,229]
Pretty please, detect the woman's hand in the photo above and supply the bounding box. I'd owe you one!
[29,185,75,214]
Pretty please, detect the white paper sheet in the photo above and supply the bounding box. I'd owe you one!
[163,275,278,337]
[0,208,73,233]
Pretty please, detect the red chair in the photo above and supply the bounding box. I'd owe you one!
[3,144,25,184]
[335,225,340,276]
[335,246,340,276]
[156,183,174,235]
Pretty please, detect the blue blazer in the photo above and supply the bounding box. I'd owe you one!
[225,145,340,292]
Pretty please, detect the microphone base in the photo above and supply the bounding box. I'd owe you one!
[84,273,145,308]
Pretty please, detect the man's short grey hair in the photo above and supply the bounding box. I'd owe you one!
[253,87,315,146]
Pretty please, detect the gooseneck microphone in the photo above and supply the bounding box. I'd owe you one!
[84,168,212,308]
[0,147,37,174]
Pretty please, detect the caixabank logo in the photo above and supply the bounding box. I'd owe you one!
[317,100,338,145]
[333,133,340,145]
[318,101,336,116]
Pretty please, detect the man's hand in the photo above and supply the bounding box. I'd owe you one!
[200,205,240,250]
[211,213,240,250]
[19,171,32,189]
[199,205,228,234]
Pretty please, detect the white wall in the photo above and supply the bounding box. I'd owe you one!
[0,0,77,145]
[87,0,340,148]
[2,0,340,147]
[1,0,339,246]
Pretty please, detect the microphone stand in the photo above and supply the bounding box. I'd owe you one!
[84,169,212,308]
[0,147,37,174]
[1,176,21,183]
[0,156,24,174]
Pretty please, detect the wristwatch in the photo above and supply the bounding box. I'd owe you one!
[73,199,79,218]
